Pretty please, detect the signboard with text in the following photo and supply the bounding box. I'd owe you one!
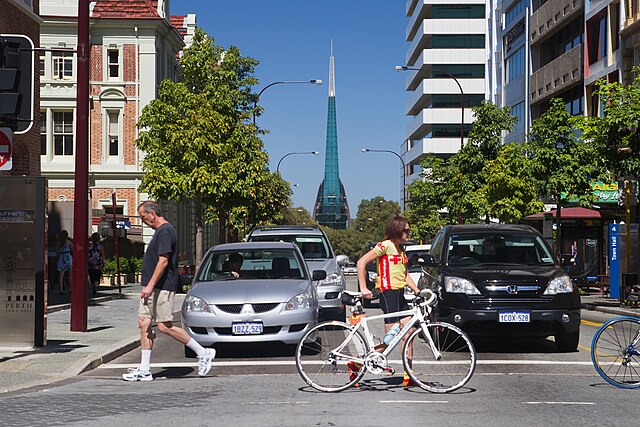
[0,128,12,170]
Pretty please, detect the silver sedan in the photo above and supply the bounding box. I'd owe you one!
[181,242,324,352]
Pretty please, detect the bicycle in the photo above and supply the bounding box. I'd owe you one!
[295,288,476,393]
[591,316,640,388]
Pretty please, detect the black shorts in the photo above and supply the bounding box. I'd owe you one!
[379,289,410,324]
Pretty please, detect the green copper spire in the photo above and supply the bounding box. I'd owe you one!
[314,43,350,229]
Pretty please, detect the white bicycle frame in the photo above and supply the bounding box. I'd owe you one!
[332,294,442,367]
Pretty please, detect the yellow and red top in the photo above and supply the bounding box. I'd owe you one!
[374,240,408,291]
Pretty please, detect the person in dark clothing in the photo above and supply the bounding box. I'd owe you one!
[122,201,215,382]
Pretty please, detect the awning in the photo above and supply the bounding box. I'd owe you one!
[524,207,602,220]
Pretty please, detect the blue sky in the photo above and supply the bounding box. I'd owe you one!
[172,1,409,214]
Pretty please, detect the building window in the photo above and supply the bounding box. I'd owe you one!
[429,124,472,138]
[53,52,73,80]
[431,64,485,79]
[432,94,485,108]
[432,35,485,49]
[587,13,608,65]
[509,102,525,132]
[431,5,485,19]
[504,0,526,28]
[53,112,73,156]
[39,56,45,77]
[40,111,47,155]
[108,112,119,156]
[107,49,119,79]
[506,47,525,83]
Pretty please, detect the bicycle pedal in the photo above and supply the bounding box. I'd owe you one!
[384,367,395,375]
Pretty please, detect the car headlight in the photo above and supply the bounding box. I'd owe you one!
[183,295,211,313]
[444,276,481,295]
[544,274,573,295]
[286,293,312,310]
[320,272,342,286]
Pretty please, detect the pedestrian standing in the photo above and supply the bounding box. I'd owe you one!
[122,201,215,382]
[356,214,420,386]
[56,230,73,295]
[87,232,105,295]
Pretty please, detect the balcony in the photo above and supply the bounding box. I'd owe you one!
[530,45,583,105]
[530,0,584,46]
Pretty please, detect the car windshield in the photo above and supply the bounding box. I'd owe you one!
[196,249,307,281]
[445,233,555,267]
[250,235,332,259]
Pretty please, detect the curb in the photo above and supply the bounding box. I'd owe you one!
[64,334,141,377]
[581,302,639,317]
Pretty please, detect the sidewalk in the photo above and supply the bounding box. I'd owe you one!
[0,286,637,394]
[0,285,144,394]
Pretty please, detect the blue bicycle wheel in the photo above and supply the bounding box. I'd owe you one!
[591,316,640,388]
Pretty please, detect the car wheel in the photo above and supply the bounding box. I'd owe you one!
[555,332,579,352]
[184,345,197,358]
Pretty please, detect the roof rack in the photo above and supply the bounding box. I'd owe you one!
[251,224,320,231]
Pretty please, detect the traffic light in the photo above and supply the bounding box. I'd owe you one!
[0,34,34,134]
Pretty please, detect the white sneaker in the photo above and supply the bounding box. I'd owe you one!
[197,348,216,376]
[122,367,153,382]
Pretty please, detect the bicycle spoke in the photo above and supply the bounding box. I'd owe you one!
[592,317,640,388]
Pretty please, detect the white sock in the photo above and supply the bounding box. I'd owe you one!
[140,349,152,373]
[186,338,207,358]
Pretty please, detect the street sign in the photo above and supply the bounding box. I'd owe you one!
[0,127,12,170]
[115,220,131,230]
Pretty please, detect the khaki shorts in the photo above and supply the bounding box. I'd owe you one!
[138,289,175,323]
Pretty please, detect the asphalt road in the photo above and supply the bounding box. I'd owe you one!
[0,277,637,426]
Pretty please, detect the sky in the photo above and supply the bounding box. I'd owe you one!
[172,1,409,214]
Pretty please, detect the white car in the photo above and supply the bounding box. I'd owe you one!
[405,244,431,285]
[342,263,357,275]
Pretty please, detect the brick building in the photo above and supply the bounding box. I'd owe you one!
[39,0,195,242]
[0,0,41,176]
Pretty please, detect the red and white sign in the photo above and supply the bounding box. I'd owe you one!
[0,128,12,170]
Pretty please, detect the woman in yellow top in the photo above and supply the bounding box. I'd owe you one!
[356,214,420,386]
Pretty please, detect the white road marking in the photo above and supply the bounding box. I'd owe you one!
[100,359,595,369]
[524,402,595,405]
[380,400,448,404]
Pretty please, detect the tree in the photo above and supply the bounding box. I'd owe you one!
[581,69,640,181]
[136,28,290,264]
[278,205,315,225]
[350,197,400,242]
[481,143,544,223]
[526,98,601,254]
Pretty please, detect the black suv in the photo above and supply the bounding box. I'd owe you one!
[420,224,580,352]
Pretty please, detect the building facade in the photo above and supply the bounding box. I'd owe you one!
[0,0,41,176]
[39,0,194,246]
[401,0,489,185]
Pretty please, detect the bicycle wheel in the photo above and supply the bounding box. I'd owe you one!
[591,316,640,388]
[403,322,476,393]
[295,321,369,392]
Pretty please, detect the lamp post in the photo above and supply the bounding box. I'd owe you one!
[394,65,465,150]
[253,80,323,125]
[362,148,406,209]
[276,151,319,173]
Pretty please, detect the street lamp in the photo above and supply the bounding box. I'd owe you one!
[362,148,406,209]
[253,80,323,125]
[276,151,320,173]
[394,65,465,149]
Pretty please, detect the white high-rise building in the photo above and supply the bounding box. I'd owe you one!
[400,0,489,185]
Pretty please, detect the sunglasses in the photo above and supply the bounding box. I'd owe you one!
[403,228,411,233]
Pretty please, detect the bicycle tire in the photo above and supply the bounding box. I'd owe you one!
[403,322,476,393]
[591,316,640,389]
[295,320,369,392]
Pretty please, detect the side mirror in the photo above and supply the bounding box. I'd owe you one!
[336,255,349,267]
[312,270,327,281]
[418,254,438,267]
[559,254,575,267]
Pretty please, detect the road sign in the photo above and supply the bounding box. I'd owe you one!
[0,127,12,170]
[115,220,131,230]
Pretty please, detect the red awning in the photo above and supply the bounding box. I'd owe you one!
[524,207,601,220]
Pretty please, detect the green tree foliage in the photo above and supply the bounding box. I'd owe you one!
[481,143,544,223]
[580,70,640,179]
[278,205,315,225]
[136,28,290,263]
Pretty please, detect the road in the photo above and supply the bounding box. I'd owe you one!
[0,277,637,426]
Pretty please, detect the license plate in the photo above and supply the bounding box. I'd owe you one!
[499,312,530,323]
[232,322,264,335]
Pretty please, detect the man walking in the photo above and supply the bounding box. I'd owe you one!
[122,201,215,381]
